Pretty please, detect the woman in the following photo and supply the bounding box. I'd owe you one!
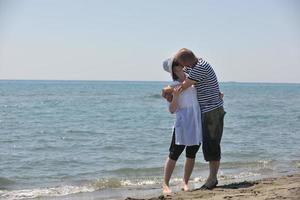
[161,58,202,194]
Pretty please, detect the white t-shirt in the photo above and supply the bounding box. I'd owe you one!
[168,81,202,146]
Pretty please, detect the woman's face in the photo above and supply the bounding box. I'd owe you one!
[173,66,186,82]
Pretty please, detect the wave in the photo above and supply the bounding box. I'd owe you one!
[218,172,261,180]
[0,160,277,199]
[109,166,164,175]
[0,177,15,189]
[146,94,162,99]
[220,160,274,169]
[0,177,161,200]
[0,184,95,200]
[292,160,300,168]
[0,169,266,200]
[107,160,274,176]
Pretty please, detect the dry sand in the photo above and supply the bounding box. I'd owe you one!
[126,174,300,200]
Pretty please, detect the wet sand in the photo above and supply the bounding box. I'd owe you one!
[126,174,300,200]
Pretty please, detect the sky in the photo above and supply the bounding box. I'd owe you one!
[0,0,299,83]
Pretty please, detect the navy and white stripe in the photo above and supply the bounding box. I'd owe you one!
[185,58,223,113]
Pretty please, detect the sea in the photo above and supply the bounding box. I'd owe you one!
[0,80,300,200]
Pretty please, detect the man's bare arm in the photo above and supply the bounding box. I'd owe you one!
[177,78,197,92]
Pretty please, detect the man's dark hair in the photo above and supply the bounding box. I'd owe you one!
[176,48,197,64]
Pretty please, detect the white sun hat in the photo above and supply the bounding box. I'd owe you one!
[162,57,174,78]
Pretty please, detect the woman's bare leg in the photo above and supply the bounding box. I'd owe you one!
[182,157,195,191]
[162,158,176,194]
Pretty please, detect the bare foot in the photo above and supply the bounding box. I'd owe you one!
[162,183,172,194]
[181,182,189,191]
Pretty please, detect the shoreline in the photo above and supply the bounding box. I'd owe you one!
[125,174,300,200]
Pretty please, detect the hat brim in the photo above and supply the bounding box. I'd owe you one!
[162,57,174,79]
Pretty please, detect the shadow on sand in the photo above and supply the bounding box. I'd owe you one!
[125,181,257,200]
[214,181,256,189]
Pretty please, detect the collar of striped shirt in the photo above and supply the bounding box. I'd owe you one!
[187,58,202,68]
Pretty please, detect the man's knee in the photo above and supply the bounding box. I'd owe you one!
[203,140,221,161]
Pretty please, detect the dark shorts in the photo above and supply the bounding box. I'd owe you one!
[202,106,226,161]
[168,129,200,161]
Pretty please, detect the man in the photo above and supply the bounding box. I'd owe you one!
[163,48,225,189]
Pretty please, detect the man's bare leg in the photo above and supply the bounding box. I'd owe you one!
[205,161,219,187]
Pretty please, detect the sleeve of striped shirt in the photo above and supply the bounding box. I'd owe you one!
[188,64,206,82]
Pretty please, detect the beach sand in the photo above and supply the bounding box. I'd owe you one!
[126,174,300,200]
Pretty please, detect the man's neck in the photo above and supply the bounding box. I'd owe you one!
[189,58,200,68]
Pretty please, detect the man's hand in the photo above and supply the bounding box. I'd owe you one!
[172,86,181,99]
[220,92,224,99]
[175,84,183,94]
[179,78,197,92]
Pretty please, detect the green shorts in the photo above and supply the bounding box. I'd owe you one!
[202,106,226,161]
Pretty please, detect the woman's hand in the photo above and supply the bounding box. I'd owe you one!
[165,93,173,102]
[162,86,174,98]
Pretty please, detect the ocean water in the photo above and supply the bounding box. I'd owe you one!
[0,80,300,200]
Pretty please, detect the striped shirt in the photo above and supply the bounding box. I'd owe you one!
[185,58,223,113]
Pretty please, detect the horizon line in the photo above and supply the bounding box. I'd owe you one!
[0,79,300,84]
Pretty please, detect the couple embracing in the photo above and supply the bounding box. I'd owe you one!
[161,48,226,194]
